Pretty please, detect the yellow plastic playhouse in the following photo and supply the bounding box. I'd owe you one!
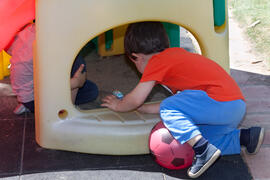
[34,0,229,155]
[0,50,11,80]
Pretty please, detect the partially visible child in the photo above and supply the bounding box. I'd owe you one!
[7,23,35,114]
[101,22,264,178]
[8,23,98,114]
[70,54,99,106]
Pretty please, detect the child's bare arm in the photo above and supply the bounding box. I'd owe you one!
[137,103,160,114]
[70,64,86,104]
[101,81,155,112]
[70,64,86,90]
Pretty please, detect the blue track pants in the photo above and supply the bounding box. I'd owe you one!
[160,90,246,155]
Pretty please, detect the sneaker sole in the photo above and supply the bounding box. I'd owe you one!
[13,105,26,115]
[188,149,221,179]
[246,127,265,155]
[13,104,31,115]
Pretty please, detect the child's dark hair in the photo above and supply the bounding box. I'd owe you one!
[124,21,169,58]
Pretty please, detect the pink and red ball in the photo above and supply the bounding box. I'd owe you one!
[149,121,194,170]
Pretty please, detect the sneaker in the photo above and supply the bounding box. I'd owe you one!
[244,127,265,154]
[13,104,30,115]
[187,144,221,179]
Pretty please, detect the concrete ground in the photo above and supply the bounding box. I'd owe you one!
[229,11,270,180]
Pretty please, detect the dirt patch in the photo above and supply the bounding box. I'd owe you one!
[229,10,270,75]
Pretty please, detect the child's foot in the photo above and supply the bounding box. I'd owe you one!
[13,104,30,115]
[240,127,265,154]
[187,144,221,179]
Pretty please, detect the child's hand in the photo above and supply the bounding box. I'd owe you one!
[70,64,86,89]
[101,95,121,111]
[101,81,156,112]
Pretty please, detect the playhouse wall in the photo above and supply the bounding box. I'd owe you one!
[35,0,229,155]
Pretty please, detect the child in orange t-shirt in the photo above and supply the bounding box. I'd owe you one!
[101,22,264,178]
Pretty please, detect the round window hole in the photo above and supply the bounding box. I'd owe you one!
[58,109,68,120]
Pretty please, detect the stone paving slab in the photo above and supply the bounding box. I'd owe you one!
[242,85,270,101]
[242,148,270,180]
[20,170,164,180]
[241,114,270,128]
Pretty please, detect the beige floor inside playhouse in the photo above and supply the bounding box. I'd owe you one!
[77,50,171,110]
[76,28,197,110]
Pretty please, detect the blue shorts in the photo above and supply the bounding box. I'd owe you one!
[160,90,246,155]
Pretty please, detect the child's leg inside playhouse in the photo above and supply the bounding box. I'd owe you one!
[71,55,99,105]
[74,80,98,105]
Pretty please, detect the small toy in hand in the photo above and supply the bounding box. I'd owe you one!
[112,90,124,99]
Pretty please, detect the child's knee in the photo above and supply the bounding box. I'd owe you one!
[160,95,178,112]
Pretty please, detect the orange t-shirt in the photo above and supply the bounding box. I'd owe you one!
[140,48,245,102]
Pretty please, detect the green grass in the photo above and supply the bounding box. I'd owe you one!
[229,0,270,67]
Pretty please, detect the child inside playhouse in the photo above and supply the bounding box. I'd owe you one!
[101,22,265,178]
[8,22,98,114]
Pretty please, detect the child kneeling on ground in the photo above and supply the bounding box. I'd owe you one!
[101,22,264,178]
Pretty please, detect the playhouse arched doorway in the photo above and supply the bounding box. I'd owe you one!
[35,0,229,155]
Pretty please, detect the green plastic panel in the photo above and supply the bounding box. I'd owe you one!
[163,22,180,48]
[213,0,225,26]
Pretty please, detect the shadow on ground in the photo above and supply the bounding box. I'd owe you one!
[1,68,265,179]
[0,112,252,180]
